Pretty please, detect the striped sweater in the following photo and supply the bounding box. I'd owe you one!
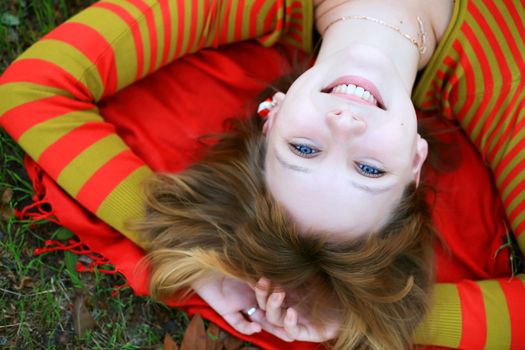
[412,0,525,348]
[0,0,523,348]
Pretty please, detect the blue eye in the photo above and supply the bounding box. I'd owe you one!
[356,162,385,178]
[289,143,319,158]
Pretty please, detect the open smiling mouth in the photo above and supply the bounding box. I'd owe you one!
[321,76,386,110]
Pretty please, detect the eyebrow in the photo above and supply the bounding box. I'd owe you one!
[275,153,394,195]
[276,153,311,172]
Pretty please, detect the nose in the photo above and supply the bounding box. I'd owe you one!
[326,109,366,136]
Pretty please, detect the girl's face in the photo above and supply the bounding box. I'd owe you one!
[264,46,428,239]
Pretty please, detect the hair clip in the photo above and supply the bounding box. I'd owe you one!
[257,97,276,118]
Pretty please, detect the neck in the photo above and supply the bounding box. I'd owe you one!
[315,0,436,93]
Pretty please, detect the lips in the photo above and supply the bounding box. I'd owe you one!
[322,75,386,110]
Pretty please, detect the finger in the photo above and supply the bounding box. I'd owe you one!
[283,308,300,339]
[291,316,339,343]
[254,278,270,311]
[223,312,262,335]
[265,291,286,326]
[250,314,294,342]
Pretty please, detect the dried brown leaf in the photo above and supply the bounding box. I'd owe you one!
[206,322,222,350]
[180,313,207,350]
[163,333,179,350]
[1,188,13,204]
[223,335,244,350]
[13,276,34,290]
[72,293,96,337]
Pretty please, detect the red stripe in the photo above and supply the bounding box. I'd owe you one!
[186,0,198,53]
[0,59,88,100]
[249,0,265,37]
[516,220,525,239]
[196,0,212,48]
[37,121,116,178]
[263,1,279,35]
[173,1,186,58]
[159,0,172,66]
[470,1,513,153]
[505,0,525,47]
[217,0,232,44]
[457,282,487,349]
[1,96,94,141]
[486,83,525,163]
[128,0,158,75]
[43,22,118,99]
[285,30,303,45]
[508,192,525,224]
[93,2,145,81]
[460,17,493,138]
[498,279,525,348]
[487,1,524,68]
[453,41,476,125]
[503,170,525,209]
[75,149,144,212]
[234,0,245,41]
[495,110,525,177]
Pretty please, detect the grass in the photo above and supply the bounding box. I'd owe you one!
[0,1,190,349]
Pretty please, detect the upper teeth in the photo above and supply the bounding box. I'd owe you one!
[331,84,377,106]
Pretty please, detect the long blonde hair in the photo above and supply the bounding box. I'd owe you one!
[133,114,435,350]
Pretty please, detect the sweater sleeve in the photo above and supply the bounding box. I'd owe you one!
[0,0,313,246]
[412,0,525,348]
[414,275,525,348]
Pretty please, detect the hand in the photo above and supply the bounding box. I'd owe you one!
[250,278,340,342]
[192,272,262,335]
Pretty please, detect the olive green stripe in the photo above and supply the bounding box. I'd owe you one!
[506,182,525,215]
[496,1,525,55]
[151,1,165,70]
[413,284,462,348]
[57,134,128,196]
[241,0,256,40]
[202,1,220,48]
[489,89,525,166]
[412,0,466,106]
[462,11,501,143]
[96,0,148,85]
[208,1,228,46]
[178,1,192,57]
[15,40,105,101]
[96,165,153,247]
[478,280,511,349]
[451,32,483,130]
[18,109,102,161]
[513,212,525,250]
[166,0,179,62]
[70,3,138,92]
[189,0,204,53]
[257,0,284,47]
[469,2,517,147]
[226,0,239,43]
[257,0,275,36]
[495,124,525,188]
[0,82,70,117]
[440,49,464,113]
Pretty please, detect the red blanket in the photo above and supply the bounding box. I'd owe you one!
[23,41,510,349]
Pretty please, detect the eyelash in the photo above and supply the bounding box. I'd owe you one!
[289,143,319,158]
[356,162,385,178]
[289,143,386,178]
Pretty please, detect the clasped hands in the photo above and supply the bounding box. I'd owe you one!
[192,273,339,343]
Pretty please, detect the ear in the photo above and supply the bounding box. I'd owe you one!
[263,92,285,135]
[412,135,428,187]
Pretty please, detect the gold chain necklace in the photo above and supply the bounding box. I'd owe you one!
[322,15,428,59]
